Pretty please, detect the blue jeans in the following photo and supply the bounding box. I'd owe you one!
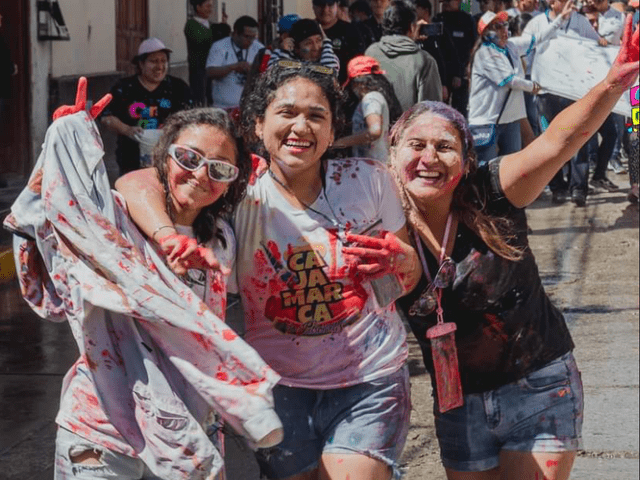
[577,113,617,190]
[434,352,584,472]
[255,366,411,479]
[475,121,522,165]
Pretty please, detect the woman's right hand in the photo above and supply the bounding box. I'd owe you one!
[560,0,575,20]
[604,15,639,93]
[158,234,229,276]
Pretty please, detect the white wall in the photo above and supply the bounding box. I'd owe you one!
[31,3,53,165]
[218,0,259,28]
[51,0,116,77]
[149,1,188,65]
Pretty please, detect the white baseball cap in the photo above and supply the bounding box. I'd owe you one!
[133,37,172,62]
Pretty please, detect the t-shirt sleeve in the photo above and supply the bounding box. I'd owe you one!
[100,79,128,122]
[206,40,226,68]
[361,92,384,119]
[476,157,527,228]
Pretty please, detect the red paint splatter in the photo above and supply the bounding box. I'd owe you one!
[223,329,237,341]
[546,460,559,468]
[68,200,76,207]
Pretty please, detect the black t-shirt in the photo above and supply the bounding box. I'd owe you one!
[323,19,366,83]
[433,10,477,71]
[102,75,193,174]
[396,158,574,394]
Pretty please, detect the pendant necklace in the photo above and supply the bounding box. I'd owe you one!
[268,167,345,239]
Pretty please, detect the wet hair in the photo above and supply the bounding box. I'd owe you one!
[152,108,250,246]
[382,0,417,36]
[347,73,404,126]
[239,63,347,160]
[389,101,525,261]
[233,15,259,34]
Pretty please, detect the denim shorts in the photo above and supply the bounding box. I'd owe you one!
[54,427,162,480]
[434,352,584,472]
[255,365,411,479]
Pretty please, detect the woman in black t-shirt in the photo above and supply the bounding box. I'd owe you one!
[389,18,638,480]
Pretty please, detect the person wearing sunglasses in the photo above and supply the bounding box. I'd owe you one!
[116,61,422,480]
[467,5,572,166]
[6,78,285,479]
[390,17,638,480]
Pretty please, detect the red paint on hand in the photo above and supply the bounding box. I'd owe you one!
[52,77,112,120]
[342,230,407,279]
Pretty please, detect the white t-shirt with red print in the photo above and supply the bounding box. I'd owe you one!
[231,158,409,389]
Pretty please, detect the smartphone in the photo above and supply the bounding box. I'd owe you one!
[419,22,444,37]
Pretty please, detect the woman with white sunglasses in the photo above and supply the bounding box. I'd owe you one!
[6,94,284,479]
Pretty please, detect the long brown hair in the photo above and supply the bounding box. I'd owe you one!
[389,101,525,261]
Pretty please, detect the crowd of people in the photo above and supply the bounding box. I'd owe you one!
[5,0,639,479]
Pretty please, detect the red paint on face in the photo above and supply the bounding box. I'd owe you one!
[391,113,465,210]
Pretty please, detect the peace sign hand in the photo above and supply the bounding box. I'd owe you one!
[52,76,112,121]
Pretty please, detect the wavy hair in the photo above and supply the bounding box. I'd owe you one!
[152,107,250,246]
[389,101,525,261]
[239,63,347,160]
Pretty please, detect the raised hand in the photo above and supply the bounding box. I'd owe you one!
[605,15,640,93]
[52,76,112,121]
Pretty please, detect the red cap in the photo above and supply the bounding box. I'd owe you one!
[343,55,386,88]
[477,11,509,36]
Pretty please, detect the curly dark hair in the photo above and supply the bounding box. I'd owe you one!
[152,107,250,246]
[389,101,525,261]
[239,62,347,160]
[347,73,404,126]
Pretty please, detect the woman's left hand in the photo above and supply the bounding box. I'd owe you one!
[342,231,409,279]
[604,15,639,93]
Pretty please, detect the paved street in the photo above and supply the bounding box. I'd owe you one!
[0,171,637,479]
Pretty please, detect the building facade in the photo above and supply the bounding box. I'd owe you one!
[1,0,312,179]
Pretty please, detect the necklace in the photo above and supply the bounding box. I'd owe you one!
[268,167,345,235]
[409,213,455,318]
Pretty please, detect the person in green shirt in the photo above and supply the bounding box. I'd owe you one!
[184,0,230,105]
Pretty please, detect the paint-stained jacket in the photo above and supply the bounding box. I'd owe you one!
[3,112,282,480]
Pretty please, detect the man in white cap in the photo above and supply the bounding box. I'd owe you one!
[101,38,193,175]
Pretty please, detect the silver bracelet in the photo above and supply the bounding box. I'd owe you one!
[152,225,176,241]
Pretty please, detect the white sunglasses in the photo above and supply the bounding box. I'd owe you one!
[168,144,239,183]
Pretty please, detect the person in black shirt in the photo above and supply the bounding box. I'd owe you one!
[101,38,193,176]
[388,20,638,480]
[313,0,366,82]
[349,0,379,48]
[415,0,462,103]
[433,0,477,116]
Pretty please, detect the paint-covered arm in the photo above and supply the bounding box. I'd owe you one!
[499,15,639,208]
[115,168,220,275]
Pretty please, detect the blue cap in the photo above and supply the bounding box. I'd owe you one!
[278,14,301,33]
